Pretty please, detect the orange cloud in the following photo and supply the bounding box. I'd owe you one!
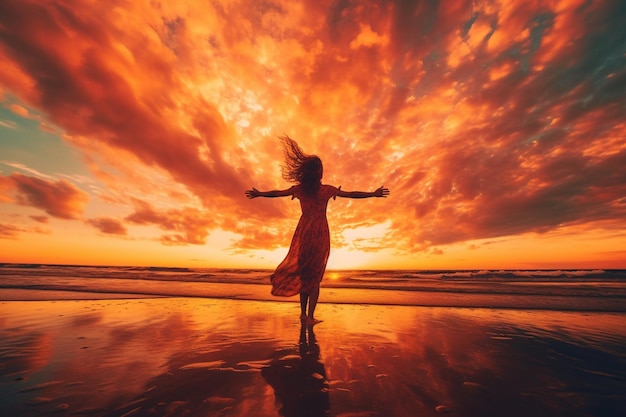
[8,103,30,118]
[0,0,249,200]
[0,223,20,239]
[8,173,89,219]
[0,221,49,239]
[0,176,15,203]
[125,199,215,245]
[350,23,389,49]
[87,217,127,235]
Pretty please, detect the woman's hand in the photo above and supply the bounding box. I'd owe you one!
[245,188,260,199]
[374,186,390,198]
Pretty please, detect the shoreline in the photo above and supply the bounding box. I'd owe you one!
[1,287,625,312]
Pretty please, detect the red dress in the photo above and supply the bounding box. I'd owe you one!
[270,184,339,296]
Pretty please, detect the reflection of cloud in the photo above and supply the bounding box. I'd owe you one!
[71,313,103,328]
[0,332,53,377]
[0,0,624,254]
[111,341,274,417]
[2,299,624,416]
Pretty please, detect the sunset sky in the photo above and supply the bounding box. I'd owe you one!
[1,0,625,270]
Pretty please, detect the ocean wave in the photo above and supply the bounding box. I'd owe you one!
[1,264,625,306]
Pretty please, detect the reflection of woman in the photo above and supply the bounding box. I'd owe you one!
[246,136,389,325]
[262,324,330,417]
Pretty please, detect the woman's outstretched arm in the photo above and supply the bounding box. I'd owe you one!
[337,185,389,199]
[245,187,292,199]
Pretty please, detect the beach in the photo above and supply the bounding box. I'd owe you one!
[1,293,625,417]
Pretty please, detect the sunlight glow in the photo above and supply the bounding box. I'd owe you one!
[341,221,391,242]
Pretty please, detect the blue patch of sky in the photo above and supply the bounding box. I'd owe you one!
[0,105,90,179]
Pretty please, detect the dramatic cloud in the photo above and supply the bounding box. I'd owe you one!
[125,199,215,245]
[0,0,624,262]
[7,173,89,219]
[0,0,250,206]
[0,176,14,203]
[87,217,127,236]
[0,223,20,239]
[0,222,49,239]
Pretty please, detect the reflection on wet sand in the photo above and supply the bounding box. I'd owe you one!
[262,323,330,417]
[0,298,625,417]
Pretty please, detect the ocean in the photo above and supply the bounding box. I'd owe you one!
[1,264,625,311]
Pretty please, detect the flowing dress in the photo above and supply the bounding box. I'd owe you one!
[270,184,339,296]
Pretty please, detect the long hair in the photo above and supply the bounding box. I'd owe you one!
[280,135,323,195]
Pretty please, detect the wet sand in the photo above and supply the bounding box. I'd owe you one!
[1,297,625,417]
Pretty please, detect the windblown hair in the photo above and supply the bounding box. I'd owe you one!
[280,135,323,195]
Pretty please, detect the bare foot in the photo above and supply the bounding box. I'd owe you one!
[300,314,307,322]
[306,318,322,326]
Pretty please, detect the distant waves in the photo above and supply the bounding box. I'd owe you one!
[0,264,625,311]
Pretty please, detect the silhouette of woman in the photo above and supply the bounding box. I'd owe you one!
[246,136,389,325]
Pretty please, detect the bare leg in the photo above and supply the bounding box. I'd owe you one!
[300,292,308,321]
[306,284,320,325]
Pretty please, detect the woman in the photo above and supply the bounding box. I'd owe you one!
[246,136,389,325]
